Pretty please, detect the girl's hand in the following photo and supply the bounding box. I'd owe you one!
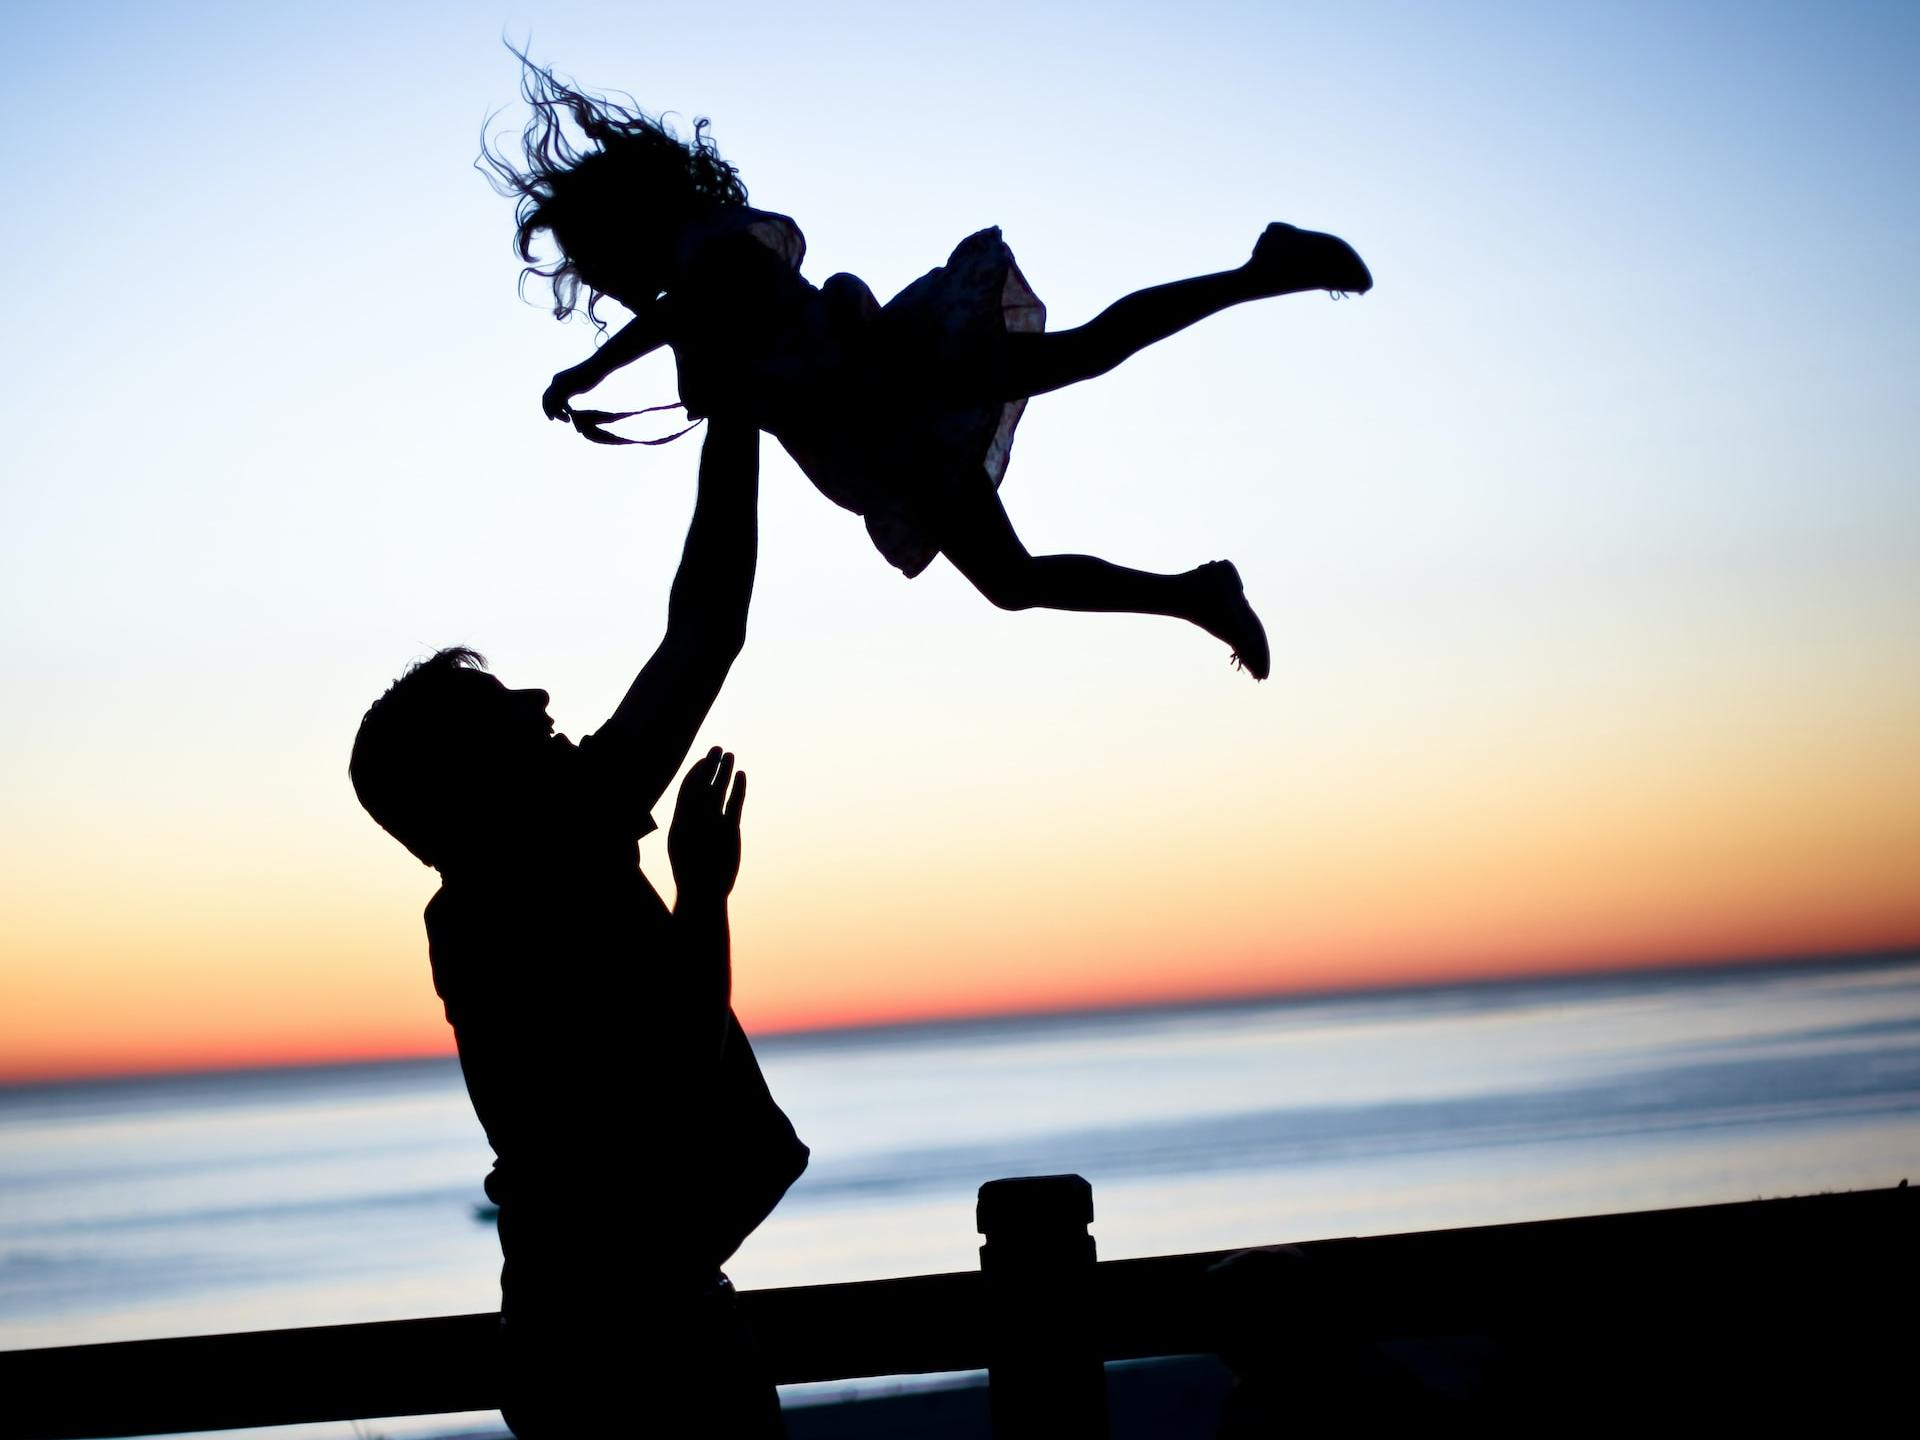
[541,363,598,422]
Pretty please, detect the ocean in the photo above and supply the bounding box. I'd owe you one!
[4,954,1918,1429]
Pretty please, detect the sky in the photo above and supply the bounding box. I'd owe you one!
[2,0,1917,1083]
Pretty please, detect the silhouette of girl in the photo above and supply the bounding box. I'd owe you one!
[483,58,1372,679]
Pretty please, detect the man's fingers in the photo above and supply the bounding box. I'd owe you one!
[677,750,744,826]
[679,747,722,802]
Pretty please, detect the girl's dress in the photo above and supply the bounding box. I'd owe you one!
[669,207,1046,578]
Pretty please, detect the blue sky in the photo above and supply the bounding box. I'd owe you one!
[3,1,1917,1074]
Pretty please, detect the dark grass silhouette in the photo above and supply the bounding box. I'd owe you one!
[481,52,1377,682]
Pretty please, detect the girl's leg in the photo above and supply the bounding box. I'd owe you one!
[931,477,1271,678]
[974,223,1371,401]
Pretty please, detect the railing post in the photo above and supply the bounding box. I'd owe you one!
[977,1174,1108,1439]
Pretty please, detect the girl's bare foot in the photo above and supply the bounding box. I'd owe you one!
[1243,222,1372,298]
[1191,560,1270,680]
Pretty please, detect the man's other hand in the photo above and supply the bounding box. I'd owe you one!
[669,746,746,903]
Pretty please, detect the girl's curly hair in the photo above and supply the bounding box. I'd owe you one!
[479,49,747,331]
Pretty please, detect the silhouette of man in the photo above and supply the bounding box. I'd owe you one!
[349,420,804,1436]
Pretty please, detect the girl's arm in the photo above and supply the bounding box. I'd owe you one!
[541,303,669,421]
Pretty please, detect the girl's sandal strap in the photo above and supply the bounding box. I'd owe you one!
[570,404,704,447]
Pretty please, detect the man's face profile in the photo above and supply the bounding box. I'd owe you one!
[445,671,560,760]
[436,672,575,836]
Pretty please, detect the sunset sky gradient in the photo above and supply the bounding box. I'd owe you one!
[3,0,1917,1082]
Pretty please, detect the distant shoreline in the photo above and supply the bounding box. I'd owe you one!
[751,944,1920,1052]
[4,945,1915,1093]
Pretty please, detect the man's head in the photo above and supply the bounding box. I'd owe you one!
[350,647,561,868]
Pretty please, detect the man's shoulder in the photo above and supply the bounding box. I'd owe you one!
[421,885,470,1001]
[569,729,660,841]
[422,884,452,936]
[423,882,495,958]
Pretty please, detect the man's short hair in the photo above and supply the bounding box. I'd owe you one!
[350,647,490,867]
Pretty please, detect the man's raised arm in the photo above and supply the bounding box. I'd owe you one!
[594,419,759,812]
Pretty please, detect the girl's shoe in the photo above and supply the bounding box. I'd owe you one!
[1246,222,1373,297]
[1193,561,1270,681]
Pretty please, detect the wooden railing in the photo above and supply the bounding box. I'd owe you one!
[1,1179,1910,1438]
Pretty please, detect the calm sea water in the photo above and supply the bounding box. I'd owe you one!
[4,955,1918,1422]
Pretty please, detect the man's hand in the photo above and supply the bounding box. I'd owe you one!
[669,746,746,904]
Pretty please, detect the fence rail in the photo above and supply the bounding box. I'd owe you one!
[2,1180,1910,1439]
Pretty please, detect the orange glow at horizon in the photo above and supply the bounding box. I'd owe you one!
[8,934,1918,1088]
[4,608,1917,1087]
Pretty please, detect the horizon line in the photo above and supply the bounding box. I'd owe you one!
[4,942,1914,1093]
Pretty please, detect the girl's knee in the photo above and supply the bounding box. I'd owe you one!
[931,477,1036,608]
[821,272,880,331]
[970,562,1038,611]
[945,542,1037,609]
